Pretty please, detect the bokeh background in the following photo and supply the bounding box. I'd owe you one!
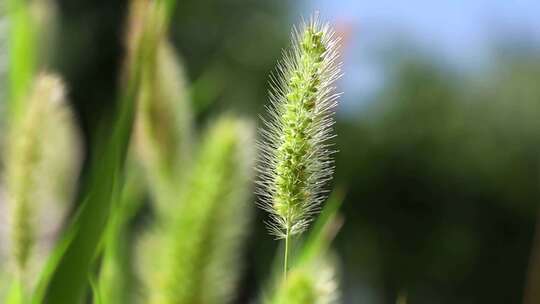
[5,0,540,303]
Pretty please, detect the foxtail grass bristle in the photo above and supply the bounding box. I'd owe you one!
[256,15,342,240]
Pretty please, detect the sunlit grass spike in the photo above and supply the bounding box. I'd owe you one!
[256,14,342,278]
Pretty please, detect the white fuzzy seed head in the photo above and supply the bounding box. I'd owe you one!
[257,15,342,239]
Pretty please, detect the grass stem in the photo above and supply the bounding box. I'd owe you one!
[283,226,290,281]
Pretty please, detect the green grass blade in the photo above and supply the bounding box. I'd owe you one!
[296,189,345,266]
[7,0,36,122]
[30,197,84,303]
[35,153,122,304]
[98,167,144,304]
[88,273,102,304]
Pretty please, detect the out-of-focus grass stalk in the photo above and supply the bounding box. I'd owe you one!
[98,167,144,304]
[98,0,189,302]
[127,0,193,213]
[134,39,193,211]
[30,0,58,69]
[3,0,58,135]
[140,117,254,304]
[7,0,36,123]
[163,0,176,24]
[295,191,343,267]
[32,1,177,303]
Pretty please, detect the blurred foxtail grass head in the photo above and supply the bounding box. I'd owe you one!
[3,72,81,292]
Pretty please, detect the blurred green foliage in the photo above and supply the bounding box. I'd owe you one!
[335,54,540,303]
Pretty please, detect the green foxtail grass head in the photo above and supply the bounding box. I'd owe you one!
[3,73,80,287]
[133,40,193,210]
[127,0,193,212]
[138,116,255,304]
[257,15,342,239]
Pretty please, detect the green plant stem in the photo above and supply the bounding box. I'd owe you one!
[284,227,290,281]
[8,0,37,122]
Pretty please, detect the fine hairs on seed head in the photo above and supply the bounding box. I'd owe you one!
[256,14,342,240]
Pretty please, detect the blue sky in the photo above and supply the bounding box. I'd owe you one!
[299,0,540,112]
